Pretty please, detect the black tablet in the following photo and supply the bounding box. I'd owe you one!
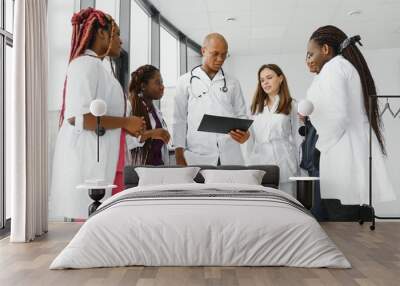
[197,114,253,134]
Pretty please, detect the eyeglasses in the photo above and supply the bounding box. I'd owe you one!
[206,50,230,60]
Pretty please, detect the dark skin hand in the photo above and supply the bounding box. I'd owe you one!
[175,147,188,166]
[139,128,170,144]
[175,130,249,166]
[68,114,146,137]
[229,129,250,144]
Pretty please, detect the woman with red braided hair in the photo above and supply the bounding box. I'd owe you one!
[50,8,145,220]
[126,65,171,166]
[305,25,395,206]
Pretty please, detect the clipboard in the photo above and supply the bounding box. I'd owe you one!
[197,114,253,134]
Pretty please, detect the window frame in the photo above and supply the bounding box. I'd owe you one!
[1,0,14,235]
[159,24,180,87]
[134,0,201,74]
[129,0,152,73]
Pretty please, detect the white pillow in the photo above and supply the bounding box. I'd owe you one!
[200,169,266,185]
[135,167,201,186]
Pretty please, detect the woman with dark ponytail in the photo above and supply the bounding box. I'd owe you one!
[127,65,171,166]
[305,25,395,205]
[50,8,145,220]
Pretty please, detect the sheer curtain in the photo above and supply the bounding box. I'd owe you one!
[9,0,48,242]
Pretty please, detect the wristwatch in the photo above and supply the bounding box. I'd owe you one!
[95,126,106,136]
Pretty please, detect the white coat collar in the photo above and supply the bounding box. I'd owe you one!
[150,102,166,127]
[153,102,163,117]
[142,98,163,117]
[194,66,225,82]
[83,49,101,59]
[318,55,343,77]
[267,94,280,113]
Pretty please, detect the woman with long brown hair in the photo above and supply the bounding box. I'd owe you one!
[247,64,300,196]
[126,65,171,166]
[305,25,395,205]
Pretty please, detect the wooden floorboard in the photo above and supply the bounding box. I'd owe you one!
[0,222,399,286]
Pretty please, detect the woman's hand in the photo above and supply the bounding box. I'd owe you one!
[298,113,306,123]
[229,129,250,144]
[124,116,146,137]
[150,128,171,144]
[175,148,187,166]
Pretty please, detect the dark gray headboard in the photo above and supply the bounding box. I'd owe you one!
[124,165,280,189]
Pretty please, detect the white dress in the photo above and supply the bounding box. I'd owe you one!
[247,96,300,196]
[306,55,396,205]
[49,50,127,220]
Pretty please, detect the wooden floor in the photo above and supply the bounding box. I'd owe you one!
[0,222,399,286]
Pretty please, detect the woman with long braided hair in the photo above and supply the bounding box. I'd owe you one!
[126,65,171,166]
[305,25,395,205]
[50,8,145,220]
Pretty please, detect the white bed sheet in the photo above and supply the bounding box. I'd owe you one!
[50,183,350,269]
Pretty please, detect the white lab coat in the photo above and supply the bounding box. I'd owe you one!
[247,96,300,196]
[126,104,170,165]
[173,67,248,165]
[306,55,396,204]
[49,50,127,220]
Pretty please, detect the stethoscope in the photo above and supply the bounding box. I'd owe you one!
[189,65,228,97]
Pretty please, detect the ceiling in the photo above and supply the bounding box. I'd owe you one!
[148,0,400,56]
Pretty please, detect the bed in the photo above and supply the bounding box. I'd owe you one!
[50,165,350,269]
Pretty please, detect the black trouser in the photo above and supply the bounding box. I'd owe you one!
[309,169,328,220]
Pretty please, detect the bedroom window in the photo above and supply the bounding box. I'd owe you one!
[159,26,180,140]
[1,0,14,233]
[130,0,151,73]
[187,46,202,71]
[96,0,120,24]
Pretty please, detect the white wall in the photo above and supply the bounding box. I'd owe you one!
[225,48,400,217]
[366,50,400,217]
